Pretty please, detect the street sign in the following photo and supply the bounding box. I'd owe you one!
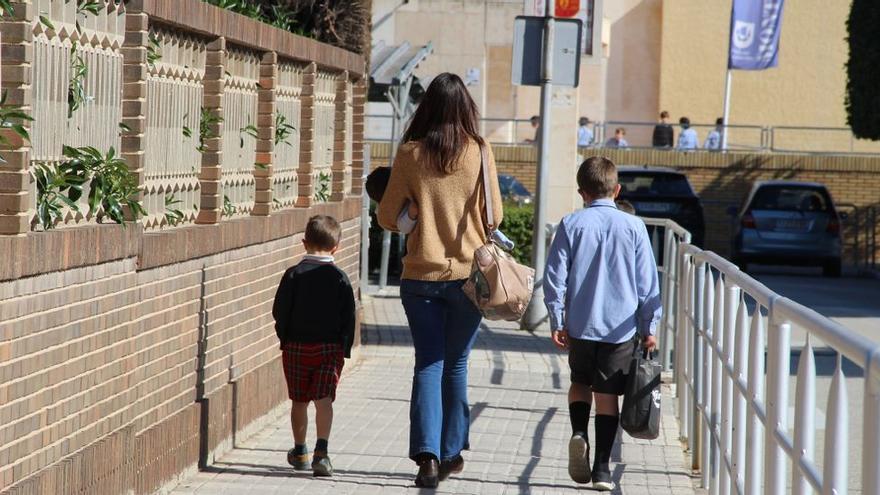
[555,0,580,17]
[511,16,582,87]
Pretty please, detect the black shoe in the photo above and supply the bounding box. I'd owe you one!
[438,455,464,481]
[415,457,440,488]
[567,433,591,484]
[591,468,614,491]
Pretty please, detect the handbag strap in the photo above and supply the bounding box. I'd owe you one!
[478,144,495,233]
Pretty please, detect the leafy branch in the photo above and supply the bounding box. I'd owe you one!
[183,107,223,154]
[164,195,185,226]
[222,194,237,217]
[147,34,162,70]
[0,0,14,17]
[275,112,296,146]
[31,146,146,230]
[239,120,258,148]
[67,45,88,118]
[0,91,34,163]
[314,171,331,202]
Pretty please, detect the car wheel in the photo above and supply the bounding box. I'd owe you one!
[822,258,842,278]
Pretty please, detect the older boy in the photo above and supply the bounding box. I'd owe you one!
[272,215,356,477]
[543,157,661,491]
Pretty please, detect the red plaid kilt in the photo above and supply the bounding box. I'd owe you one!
[281,343,344,402]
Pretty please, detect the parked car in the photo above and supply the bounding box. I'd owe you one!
[729,181,843,277]
[617,166,705,247]
[498,174,532,205]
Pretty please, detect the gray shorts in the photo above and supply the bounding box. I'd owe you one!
[568,337,636,395]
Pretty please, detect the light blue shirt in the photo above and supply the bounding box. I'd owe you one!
[543,199,662,343]
[704,129,721,150]
[677,127,698,150]
[577,126,594,147]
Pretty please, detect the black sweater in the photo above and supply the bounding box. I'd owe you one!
[272,259,356,358]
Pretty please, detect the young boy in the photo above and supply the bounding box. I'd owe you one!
[272,215,356,477]
[543,157,661,491]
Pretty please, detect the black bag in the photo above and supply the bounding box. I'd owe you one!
[620,344,662,440]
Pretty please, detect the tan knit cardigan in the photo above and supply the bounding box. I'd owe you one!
[377,140,504,281]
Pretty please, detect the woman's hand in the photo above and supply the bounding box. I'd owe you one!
[407,201,419,220]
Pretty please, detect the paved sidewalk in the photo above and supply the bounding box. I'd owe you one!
[170,290,701,494]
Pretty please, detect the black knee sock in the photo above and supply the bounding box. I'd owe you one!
[592,414,619,475]
[569,401,591,437]
[315,438,328,455]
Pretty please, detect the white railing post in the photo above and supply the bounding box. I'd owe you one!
[745,309,766,495]
[792,336,816,495]
[660,226,676,369]
[692,260,706,473]
[731,295,749,495]
[710,274,725,493]
[701,265,715,488]
[678,252,692,444]
[764,318,791,495]
[823,355,848,495]
[720,282,739,495]
[864,348,880,495]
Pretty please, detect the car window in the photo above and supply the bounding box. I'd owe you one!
[749,186,830,212]
[619,173,692,196]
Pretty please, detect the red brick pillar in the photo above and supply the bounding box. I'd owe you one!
[0,1,33,235]
[120,10,148,221]
[350,78,367,197]
[330,71,349,202]
[196,36,225,224]
[296,62,316,208]
[252,51,276,216]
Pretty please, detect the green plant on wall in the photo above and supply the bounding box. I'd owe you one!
[0,1,15,17]
[67,45,88,118]
[183,108,223,154]
[163,195,185,226]
[147,34,162,70]
[239,119,258,148]
[0,91,34,163]
[274,112,296,147]
[314,171,331,202]
[31,146,146,230]
[222,194,237,217]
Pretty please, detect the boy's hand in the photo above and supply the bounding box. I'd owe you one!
[642,335,657,352]
[551,330,569,351]
[407,201,419,220]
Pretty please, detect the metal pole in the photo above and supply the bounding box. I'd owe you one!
[359,145,372,292]
[522,0,554,330]
[721,69,732,150]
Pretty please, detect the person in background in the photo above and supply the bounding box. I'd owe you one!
[604,128,628,149]
[704,117,724,150]
[577,117,594,149]
[524,115,541,145]
[651,111,674,148]
[677,117,698,151]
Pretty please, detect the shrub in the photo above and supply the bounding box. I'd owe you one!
[500,203,534,266]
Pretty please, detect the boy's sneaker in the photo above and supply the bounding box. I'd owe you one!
[287,449,310,471]
[591,470,615,491]
[567,433,591,484]
[312,455,334,477]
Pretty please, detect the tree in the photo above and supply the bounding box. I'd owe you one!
[845,0,880,140]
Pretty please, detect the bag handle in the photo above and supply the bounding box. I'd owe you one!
[478,144,495,234]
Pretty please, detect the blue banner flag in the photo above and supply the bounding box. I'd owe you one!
[728,0,785,70]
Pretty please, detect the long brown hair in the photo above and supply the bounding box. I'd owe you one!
[401,72,485,174]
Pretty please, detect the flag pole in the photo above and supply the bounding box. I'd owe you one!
[721,69,732,150]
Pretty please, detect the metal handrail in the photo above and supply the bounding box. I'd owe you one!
[645,216,880,495]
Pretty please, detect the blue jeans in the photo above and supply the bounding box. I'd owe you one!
[400,279,482,462]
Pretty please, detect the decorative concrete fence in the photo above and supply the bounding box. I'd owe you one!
[0,1,366,493]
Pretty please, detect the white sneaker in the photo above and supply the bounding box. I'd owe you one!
[567,433,591,484]
[592,480,615,491]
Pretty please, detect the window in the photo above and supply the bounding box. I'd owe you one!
[750,186,831,212]
[619,173,693,196]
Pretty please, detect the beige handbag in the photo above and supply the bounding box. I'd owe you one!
[462,146,535,321]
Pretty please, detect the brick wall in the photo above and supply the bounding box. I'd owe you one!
[0,201,362,494]
[369,143,880,261]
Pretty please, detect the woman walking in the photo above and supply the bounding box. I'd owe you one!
[377,72,503,488]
